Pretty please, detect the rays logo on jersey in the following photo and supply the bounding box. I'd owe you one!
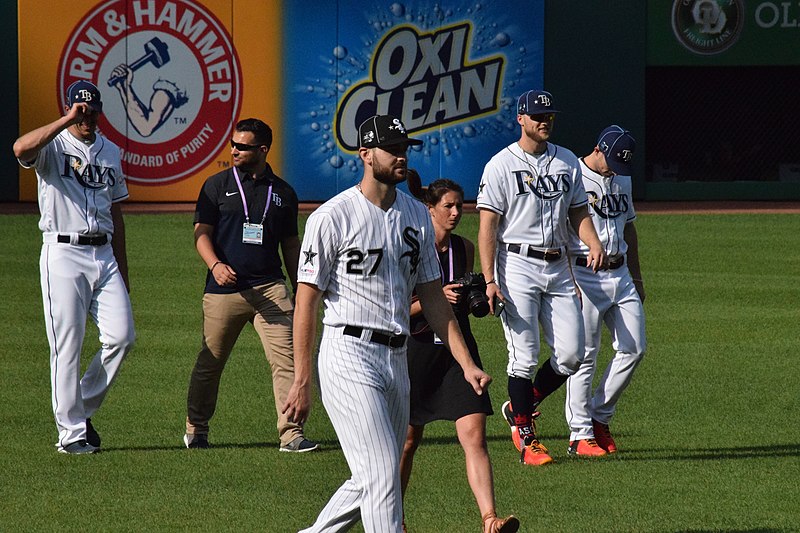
[588,191,629,219]
[61,154,117,189]
[400,227,420,275]
[512,170,571,200]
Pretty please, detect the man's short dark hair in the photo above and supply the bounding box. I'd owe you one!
[235,118,273,149]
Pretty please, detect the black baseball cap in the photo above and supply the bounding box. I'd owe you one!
[66,80,103,113]
[358,115,423,149]
[597,125,635,176]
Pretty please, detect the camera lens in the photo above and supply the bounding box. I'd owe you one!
[467,289,490,317]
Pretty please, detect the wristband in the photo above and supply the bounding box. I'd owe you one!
[210,261,222,272]
[486,279,496,286]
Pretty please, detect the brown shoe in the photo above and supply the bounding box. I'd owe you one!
[482,511,520,533]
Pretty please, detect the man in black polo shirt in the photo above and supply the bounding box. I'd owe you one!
[183,118,317,452]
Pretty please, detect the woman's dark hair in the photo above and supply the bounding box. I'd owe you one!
[423,179,464,206]
[406,169,463,206]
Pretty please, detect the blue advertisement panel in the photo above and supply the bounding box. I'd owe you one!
[283,0,544,201]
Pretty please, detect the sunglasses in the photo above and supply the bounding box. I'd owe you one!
[230,139,263,152]
[528,113,555,123]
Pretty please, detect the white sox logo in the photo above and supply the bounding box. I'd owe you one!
[58,0,242,185]
[588,191,629,219]
[400,227,421,275]
[512,170,571,200]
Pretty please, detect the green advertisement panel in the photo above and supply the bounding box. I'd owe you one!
[649,0,800,65]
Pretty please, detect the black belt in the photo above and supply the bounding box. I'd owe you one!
[58,234,108,246]
[343,325,407,348]
[575,256,624,270]
[506,244,562,261]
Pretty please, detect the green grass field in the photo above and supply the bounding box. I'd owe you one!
[1,211,798,532]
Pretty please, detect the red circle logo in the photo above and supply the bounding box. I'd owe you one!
[58,0,242,185]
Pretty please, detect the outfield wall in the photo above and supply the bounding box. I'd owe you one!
[5,1,799,202]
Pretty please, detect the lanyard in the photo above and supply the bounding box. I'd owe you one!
[435,237,454,284]
[233,167,273,224]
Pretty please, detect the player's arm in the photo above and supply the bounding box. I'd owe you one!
[624,222,646,302]
[194,223,236,286]
[569,205,606,272]
[282,282,322,424]
[416,279,491,395]
[13,103,89,163]
[111,202,130,292]
[478,208,504,313]
[280,234,301,294]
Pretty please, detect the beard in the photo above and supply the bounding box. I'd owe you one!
[372,157,407,185]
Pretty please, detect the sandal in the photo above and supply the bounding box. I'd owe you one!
[482,511,520,533]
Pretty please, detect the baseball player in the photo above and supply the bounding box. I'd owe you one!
[13,80,135,454]
[477,89,604,466]
[565,125,646,455]
[284,115,491,532]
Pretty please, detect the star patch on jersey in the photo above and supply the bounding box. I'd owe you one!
[302,246,317,265]
[71,159,82,171]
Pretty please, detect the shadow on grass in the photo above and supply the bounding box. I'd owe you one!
[619,443,800,461]
[101,437,344,453]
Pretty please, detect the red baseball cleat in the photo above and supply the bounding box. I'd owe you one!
[592,419,618,453]
[520,438,553,466]
[501,400,542,452]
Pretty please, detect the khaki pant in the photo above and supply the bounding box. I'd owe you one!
[186,280,302,446]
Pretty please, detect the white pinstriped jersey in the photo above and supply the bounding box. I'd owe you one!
[476,142,587,249]
[568,159,636,258]
[19,130,128,236]
[298,186,440,335]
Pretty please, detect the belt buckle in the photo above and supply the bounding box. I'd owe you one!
[543,249,561,261]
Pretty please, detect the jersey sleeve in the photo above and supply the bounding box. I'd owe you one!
[194,176,221,226]
[18,140,56,174]
[475,156,507,214]
[111,172,130,203]
[568,162,588,208]
[415,213,442,285]
[297,210,336,290]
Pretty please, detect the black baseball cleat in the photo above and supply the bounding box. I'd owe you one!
[86,418,101,448]
[183,433,210,449]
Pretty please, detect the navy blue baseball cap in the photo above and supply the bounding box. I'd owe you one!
[66,80,103,113]
[517,89,559,115]
[597,125,635,176]
[359,115,423,149]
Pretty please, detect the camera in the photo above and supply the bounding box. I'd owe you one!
[451,272,490,317]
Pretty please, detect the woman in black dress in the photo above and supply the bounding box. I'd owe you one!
[400,176,518,533]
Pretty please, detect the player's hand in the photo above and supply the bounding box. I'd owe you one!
[442,282,461,305]
[463,366,492,396]
[281,382,311,425]
[587,245,606,272]
[66,102,90,125]
[485,280,504,315]
[211,262,237,287]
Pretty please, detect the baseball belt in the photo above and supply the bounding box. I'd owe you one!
[343,325,407,348]
[575,256,624,270]
[506,243,562,261]
[57,234,108,246]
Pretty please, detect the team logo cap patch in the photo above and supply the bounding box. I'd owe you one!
[597,125,636,176]
[517,89,559,115]
[66,80,103,113]
[358,115,423,149]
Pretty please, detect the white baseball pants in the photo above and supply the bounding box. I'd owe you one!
[40,242,135,450]
[300,327,409,533]
[566,266,646,441]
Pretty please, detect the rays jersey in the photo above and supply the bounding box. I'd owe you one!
[568,159,635,257]
[298,186,440,335]
[476,142,587,249]
[20,129,128,236]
